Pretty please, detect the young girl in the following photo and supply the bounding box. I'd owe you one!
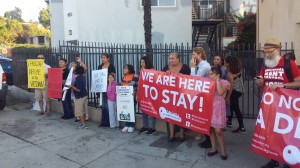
[107,73,119,129]
[121,64,138,133]
[68,66,88,129]
[207,66,230,160]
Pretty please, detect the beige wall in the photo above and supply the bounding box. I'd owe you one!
[257,0,300,62]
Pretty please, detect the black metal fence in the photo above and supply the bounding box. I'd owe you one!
[12,41,294,118]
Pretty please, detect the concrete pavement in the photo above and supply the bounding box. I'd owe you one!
[0,105,270,168]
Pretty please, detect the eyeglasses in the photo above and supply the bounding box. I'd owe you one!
[263,48,277,54]
[37,57,44,59]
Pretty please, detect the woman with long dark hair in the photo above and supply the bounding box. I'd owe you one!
[137,56,157,135]
[98,53,116,127]
[224,56,245,133]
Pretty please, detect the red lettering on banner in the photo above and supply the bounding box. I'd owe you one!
[251,87,300,167]
[138,69,215,135]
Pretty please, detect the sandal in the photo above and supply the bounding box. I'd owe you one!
[194,135,202,141]
[168,137,175,142]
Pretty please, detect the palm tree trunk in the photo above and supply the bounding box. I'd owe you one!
[143,0,153,61]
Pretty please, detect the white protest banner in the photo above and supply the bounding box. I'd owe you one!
[62,67,74,101]
[117,86,135,122]
[91,69,108,93]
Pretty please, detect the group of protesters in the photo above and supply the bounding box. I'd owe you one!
[33,38,299,168]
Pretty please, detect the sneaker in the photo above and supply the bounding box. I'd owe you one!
[139,127,148,134]
[122,127,129,133]
[261,160,279,168]
[232,128,246,133]
[37,112,44,115]
[61,116,66,119]
[127,127,135,133]
[146,128,157,135]
[198,139,212,148]
[78,123,88,129]
[226,121,232,127]
[75,118,80,122]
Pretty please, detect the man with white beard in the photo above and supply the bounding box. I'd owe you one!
[256,38,300,168]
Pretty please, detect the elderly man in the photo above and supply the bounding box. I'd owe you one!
[256,38,300,168]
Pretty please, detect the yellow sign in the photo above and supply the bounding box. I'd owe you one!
[27,59,45,88]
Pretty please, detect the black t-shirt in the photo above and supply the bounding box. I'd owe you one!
[98,64,116,74]
[62,68,70,80]
[162,64,191,75]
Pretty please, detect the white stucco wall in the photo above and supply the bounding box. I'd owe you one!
[230,0,256,16]
[49,0,65,47]
[63,0,79,41]
[258,0,300,61]
[50,0,191,46]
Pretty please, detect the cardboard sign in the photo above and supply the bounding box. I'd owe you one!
[91,69,108,93]
[117,86,135,122]
[27,59,45,88]
[251,87,300,167]
[47,68,62,98]
[138,69,215,135]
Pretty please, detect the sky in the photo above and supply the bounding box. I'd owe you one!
[0,0,47,22]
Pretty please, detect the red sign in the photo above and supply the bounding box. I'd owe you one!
[47,68,62,98]
[138,69,215,135]
[251,87,300,167]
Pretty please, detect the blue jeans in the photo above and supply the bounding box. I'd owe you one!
[142,113,156,129]
[108,100,119,128]
[100,93,110,127]
[62,90,74,118]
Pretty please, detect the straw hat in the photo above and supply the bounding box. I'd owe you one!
[262,38,282,49]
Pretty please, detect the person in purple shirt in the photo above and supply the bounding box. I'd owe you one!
[107,73,119,129]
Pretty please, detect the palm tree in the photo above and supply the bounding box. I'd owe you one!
[143,0,153,61]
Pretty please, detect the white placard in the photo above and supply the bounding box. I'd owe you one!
[62,67,74,101]
[0,64,3,89]
[91,69,108,93]
[116,86,135,122]
[63,67,74,91]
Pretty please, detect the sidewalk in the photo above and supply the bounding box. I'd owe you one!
[0,107,268,168]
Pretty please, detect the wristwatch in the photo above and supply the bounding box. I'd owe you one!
[283,84,287,88]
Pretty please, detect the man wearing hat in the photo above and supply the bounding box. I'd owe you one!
[256,38,300,168]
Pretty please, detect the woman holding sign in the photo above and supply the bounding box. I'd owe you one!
[98,53,116,127]
[162,52,191,142]
[137,56,157,135]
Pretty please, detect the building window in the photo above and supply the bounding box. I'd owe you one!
[141,0,176,7]
[38,36,45,44]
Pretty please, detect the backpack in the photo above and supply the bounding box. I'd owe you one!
[262,58,293,83]
[233,72,244,93]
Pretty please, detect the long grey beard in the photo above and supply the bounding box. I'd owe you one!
[264,55,281,68]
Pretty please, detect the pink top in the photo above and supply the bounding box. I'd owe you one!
[210,79,230,128]
[107,81,118,102]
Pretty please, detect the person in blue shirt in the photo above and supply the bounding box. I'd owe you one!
[68,66,88,129]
